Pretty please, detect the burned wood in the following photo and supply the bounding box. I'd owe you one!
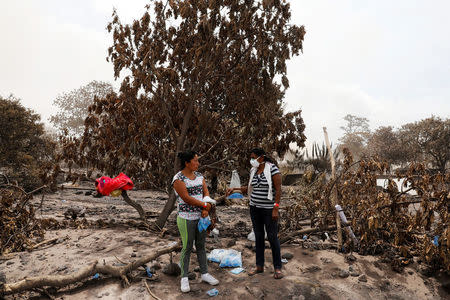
[1,241,181,295]
[58,186,95,191]
[1,185,45,254]
[0,174,10,184]
[214,195,227,206]
[143,279,162,300]
[0,254,15,261]
[28,237,66,251]
[279,226,337,244]
[121,190,147,225]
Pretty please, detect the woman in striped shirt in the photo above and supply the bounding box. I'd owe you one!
[226,148,283,279]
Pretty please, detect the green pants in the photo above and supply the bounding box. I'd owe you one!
[177,216,208,278]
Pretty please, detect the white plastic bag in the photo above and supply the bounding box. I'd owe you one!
[229,170,241,188]
[207,249,242,268]
[247,230,256,242]
[207,249,227,263]
[228,170,243,199]
[219,249,242,268]
[247,229,267,241]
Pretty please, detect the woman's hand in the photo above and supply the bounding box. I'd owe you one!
[272,206,279,221]
[201,209,209,218]
[203,202,211,211]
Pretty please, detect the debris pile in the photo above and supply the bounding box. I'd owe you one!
[281,149,449,273]
[0,185,44,254]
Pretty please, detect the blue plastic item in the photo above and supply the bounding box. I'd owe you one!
[92,273,99,279]
[198,216,211,232]
[228,192,243,199]
[433,235,439,246]
[302,235,308,240]
[230,267,245,274]
[207,249,242,268]
[206,288,219,297]
[208,249,226,263]
[145,266,153,278]
[219,250,242,268]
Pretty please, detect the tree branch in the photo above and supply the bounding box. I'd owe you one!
[1,242,181,295]
[121,190,148,225]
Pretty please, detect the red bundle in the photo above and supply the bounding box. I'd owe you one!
[95,173,134,196]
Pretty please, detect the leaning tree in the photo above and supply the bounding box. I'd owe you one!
[68,0,306,229]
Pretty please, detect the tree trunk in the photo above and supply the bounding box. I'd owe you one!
[155,189,176,230]
[155,96,194,230]
[122,190,147,223]
[323,127,343,250]
[279,226,337,244]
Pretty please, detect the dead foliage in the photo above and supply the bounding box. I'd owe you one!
[0,185,44,254]
[0,96,60,192]
[60,0,307,229]
[282,148,449,273]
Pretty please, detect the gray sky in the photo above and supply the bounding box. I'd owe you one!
[1,0,449,149]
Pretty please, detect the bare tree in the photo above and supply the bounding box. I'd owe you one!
[338,114,370,159]
[50,81,114,136]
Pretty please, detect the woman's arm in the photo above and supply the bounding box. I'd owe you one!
[202,179,211,217]
[173,180,211,210]
[202,179,210,197]
[272,173,282,221]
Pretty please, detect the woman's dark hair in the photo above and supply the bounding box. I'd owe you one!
[177,150,198,169]
[250,148,277,166]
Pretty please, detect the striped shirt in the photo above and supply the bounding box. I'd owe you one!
[172,171,204,220]
[250,164,280,209]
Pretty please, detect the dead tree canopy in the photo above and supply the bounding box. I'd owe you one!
[62,0,307,229]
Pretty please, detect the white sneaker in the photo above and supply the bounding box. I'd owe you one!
[201,273,219,285]
[180,277,190,293]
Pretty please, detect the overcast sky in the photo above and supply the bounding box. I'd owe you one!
[1,0,449,150]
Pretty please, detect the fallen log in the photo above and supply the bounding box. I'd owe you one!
[58,185,95,191]
[279,226,337,244]
[1,241,181,295]
[28,238,59,251]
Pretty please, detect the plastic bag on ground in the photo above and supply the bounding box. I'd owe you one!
[230,267,245,274]
[219,249,242,268]
[207,249,242,268]
[207,249,227,263]
[206,288,219,297]
[247,229,267,241]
